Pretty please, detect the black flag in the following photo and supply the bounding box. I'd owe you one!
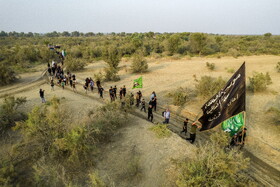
[199,62,246,131]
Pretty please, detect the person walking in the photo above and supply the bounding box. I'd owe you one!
[163,109,170,124]
[99,86,104,98]
[109,86,115,102]
[181,118,189,135]
[119,87,123,100]
[148,105,153,123]
[39,89,46,103]
[72,80,77,92]
[61,81,65,90]
[123,85,126,97]
[186,122,201,144]
[90,79,94,92]
[140,98,146,112]
[130,93,134,106]
[113,85,117,99]
[50,79,54,91]
[135,92,140,107]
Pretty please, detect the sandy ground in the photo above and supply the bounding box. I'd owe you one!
[0,78,193,186]
[96,116,194,187]
[75,55,280,169]
[1,55,279,185]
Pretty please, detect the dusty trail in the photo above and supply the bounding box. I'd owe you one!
[42,71,279,186]
[1,68,279,186]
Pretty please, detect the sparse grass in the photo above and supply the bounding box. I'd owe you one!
[225,67,235,73]
[166,87,195,106]
[65,57,86,72]
[266,107,280,125]
[195,76,226,98]
[174,132,255,186]
[149,124,171,138]
[206,62,215,70]
[248,72,272,92]
[276,62,280,72]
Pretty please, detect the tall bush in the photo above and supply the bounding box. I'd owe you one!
[0,96,26,135]
[175,132,255,186]
[248,72,272,92]
[102,45,121,81]
[195,76,226,98]
[131,51,148,73]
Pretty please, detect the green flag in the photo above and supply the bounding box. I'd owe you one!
[132,76,142,89]
[221,112,244,136]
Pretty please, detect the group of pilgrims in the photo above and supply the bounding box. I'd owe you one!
[42,46,247,147]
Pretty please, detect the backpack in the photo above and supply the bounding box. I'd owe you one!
[162,111,165,117]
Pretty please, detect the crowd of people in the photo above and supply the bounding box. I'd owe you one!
[42,57,247,148]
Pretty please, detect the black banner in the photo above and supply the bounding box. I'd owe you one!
[199,62,246,131]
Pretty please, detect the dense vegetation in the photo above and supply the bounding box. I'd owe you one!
[0,97,130,186]
[175,132,255,186]
[0,31,279,85]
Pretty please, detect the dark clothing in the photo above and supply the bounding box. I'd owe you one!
[113,87,117,98]
[181,121,188,134]
[186,125,198,143]
[39,90,44,98]
[140,101,146,112]
[109,88,115,101]
[48,67,52,75]
[99,88,104,98]
[153,97,157,111]
[123,88,126,97]
[148,107,153,122]
[229,136,238,147]
[186,134,196,143]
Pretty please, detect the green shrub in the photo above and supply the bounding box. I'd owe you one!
[167,87,195,106]
[228,48,240,58]
[266,107,280,125]
[131,51,148,73]
[104,67,120,81]
[149,124,171,138]
[102,45,122,81]
[248,72,272,92]
[1,97,129,186]
[93,71,105,82]
[226,67,235,73]
[175,132,255,186]
[65,57,86,72]
[0,96,26,135]
[276,62,280,72]
[0,62,18,86]
[195,76,226,98]
[206,62,215,70]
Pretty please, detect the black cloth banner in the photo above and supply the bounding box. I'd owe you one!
[199,62,246,131]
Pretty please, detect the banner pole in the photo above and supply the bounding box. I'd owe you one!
[241,111,246,145]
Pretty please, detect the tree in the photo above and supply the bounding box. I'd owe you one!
[0,96,26,135]
[71,31,80,37]
[131,50,148,73]
[0,61,18,86]
[166,34,181,56]
[189,33,208,55]
[264,32,272,38]
[61,31,71,37]
[102,45,122,81]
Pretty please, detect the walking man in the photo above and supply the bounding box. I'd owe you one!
[163,109,170,124]
[140,98,146,112]
[39,89,46,103]
[123,85,126,97]
[186,122,201,144]
[148,105,153,123]
[181,118,189,135]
